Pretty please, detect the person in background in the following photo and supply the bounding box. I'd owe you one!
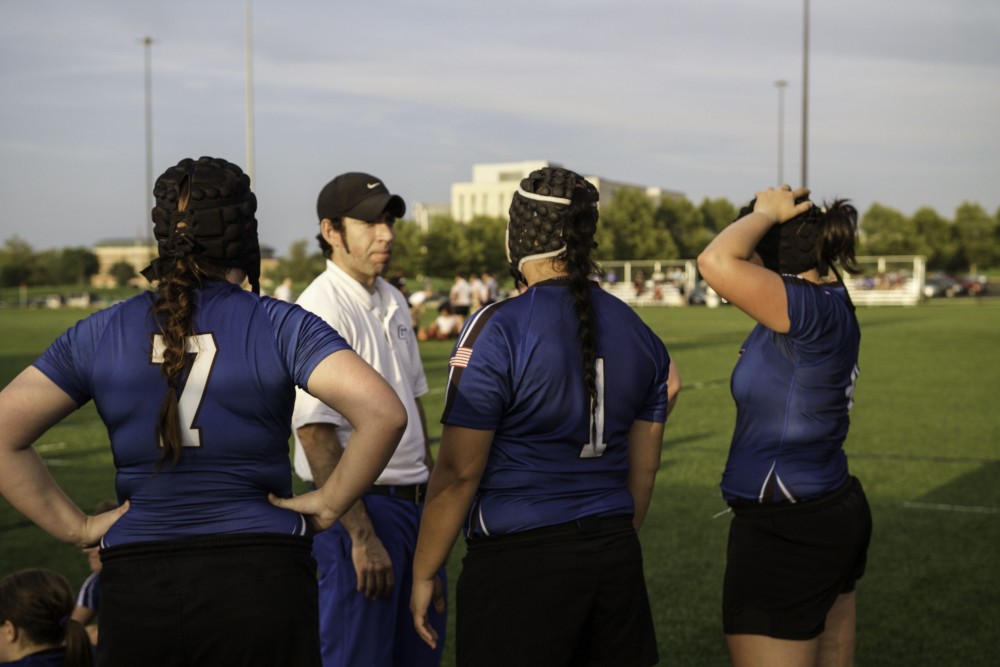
[423,303,461,341]
[411,166,680,667]
[0,156,405,667]
[0,568,93,667]
[274,277,294,302]
[479,271,498,307]
[697,185,871,667]
[408,281,435,334]
[449,273,472,319]
[292,172,446,667]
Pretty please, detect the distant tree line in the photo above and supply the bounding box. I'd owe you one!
[0,237,99,287]
[4,195,997,289]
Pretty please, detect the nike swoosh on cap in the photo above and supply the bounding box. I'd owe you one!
[367,182,381,189]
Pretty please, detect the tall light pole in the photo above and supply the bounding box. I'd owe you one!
[774,79,788,185]
[140,36,155,247]
[801,0,810,188]
[244,0,255,185]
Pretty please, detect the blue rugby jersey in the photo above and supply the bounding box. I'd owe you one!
[442,279,671,537]
[33,281,350,545]
[721,277,860,503]
[76,571,100,611]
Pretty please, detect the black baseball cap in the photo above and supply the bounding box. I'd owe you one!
[316,172,406,223]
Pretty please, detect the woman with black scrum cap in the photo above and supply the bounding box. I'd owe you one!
[410,166,680,667]
[0,156,406,667]
[698,185,872,667]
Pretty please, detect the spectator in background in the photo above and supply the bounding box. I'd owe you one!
[449,273,472,318]
[389,269,410,299]
[422,303,461,341]
[0,568,94,667]
[274,277,294,302]
[633,269,646,297]
[479,271,498,307]
[407,281,435,333]
[468,273,484,312]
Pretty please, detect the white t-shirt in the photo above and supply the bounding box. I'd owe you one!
[292,260,429,485]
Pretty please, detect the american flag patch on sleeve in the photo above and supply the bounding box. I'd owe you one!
[449,347,473,368]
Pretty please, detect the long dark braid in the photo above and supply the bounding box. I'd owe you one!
[562,183,602,443]
[149,188,226,468]
[510,167,602,440]
[143,157,254,468]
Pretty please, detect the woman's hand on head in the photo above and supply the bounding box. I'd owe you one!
[754,185,812,224]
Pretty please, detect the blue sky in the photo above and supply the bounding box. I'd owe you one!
[2,0,998,253]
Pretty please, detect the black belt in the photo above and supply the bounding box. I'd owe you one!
[364,483,427,505]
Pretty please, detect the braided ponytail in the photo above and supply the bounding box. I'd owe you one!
[151,255,198,468]
[509,167,602,438]
[562,193,601,442]
[149,180,227,468]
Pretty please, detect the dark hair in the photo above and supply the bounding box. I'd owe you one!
[744,197,860,278]
[316,217,345,259]
[511,168,602,440]
[0,569,93,667]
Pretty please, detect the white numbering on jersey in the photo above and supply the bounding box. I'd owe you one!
[151,333,217,448]
[579,358,607,458]
[845,363,860,411]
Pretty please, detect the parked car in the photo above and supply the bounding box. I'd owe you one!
[687,282,709,305]
[959,275,988,295]
[923,275,965,298]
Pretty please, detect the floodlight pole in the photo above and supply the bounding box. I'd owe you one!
[245,0,256,185]
[140,36,155,246]
[801,0,810,188]
[774,79,788,185]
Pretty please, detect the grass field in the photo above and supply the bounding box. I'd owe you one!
[1,300,998,665]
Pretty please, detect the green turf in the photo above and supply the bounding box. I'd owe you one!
[1,300,998,665]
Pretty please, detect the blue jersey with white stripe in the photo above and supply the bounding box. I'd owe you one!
[721,277,860,503]
[442,280,671,537]
[33,281,350,545]
[76,571,100,611]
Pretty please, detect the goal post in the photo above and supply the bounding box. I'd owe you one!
[846,255,926,306]
[597,256,927,307]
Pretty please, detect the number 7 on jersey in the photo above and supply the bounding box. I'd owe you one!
[151,333,217,449]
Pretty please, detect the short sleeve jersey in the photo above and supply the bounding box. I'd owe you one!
[291,260,430,486]
[442,280,672,537]
[0,648,67,666]
[721,277,860,503]
[33,281,350,545]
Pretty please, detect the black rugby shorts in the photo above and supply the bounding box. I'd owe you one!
[723,476,873,640]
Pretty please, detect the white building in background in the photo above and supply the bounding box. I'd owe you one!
[90,239,156,288]
[449,160,683,223]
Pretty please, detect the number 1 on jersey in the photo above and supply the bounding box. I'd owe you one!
[151,333,217,449]
[579,358,607,458]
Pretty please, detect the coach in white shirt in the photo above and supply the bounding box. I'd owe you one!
[292,172,446,667]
